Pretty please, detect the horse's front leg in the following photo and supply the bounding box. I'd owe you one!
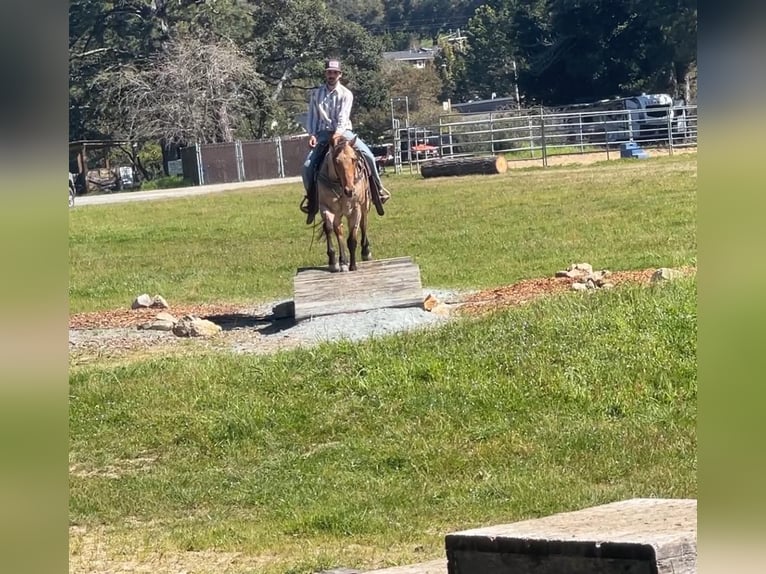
[360,205,372,261]
[334,220,348,272]
[347,209,361,271]
[323,211,339,272]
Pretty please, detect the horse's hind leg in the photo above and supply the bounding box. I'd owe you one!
[323,213,339,272]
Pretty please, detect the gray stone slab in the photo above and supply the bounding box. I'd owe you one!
[445,498,696,574]
[365,559,446,574]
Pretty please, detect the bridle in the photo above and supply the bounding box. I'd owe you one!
[329,139,366,194]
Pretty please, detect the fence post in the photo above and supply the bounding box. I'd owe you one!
[275,137,285,178]
[490,112,495,154]
[235,140,245,181]
[540,110,548,168]
[578,113,584,153]
[195,143,205,186]
[528,116,535,158]
[667,107,674,156]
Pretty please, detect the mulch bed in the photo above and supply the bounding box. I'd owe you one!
[69,304,246,330]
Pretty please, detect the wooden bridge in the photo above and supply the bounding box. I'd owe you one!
[293,256,424,321]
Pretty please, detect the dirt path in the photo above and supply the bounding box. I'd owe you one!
[504,146,697,169]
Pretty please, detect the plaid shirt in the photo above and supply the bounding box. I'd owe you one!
[306,82,354,137]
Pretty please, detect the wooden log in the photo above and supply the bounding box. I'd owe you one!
[420,155,507,178]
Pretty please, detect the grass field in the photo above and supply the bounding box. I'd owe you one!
[69,155,696,313]
[69,154,697,573]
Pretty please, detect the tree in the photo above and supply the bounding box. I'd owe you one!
[455,2,519,101]
[452,0,697,106]
[102,33,268,144]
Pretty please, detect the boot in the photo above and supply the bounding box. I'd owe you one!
[369,177,386,216]
[305,180,319,224]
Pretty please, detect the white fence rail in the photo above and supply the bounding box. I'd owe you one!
[392,104,697,171]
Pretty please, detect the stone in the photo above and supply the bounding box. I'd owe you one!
[651,268,683,283]
[131,294,153,309]
[569,262,593,275]
[138,319,175,332]
[155,312,177,323]
[172,316,222,337]
[423,294,440,311]
[446,498,696,574]
[151,294,169,308]
[272,301,295,319]
[571,282,588,291]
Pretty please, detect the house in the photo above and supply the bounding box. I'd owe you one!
[383,47,436,69]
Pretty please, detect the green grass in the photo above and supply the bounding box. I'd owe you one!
[69,154,696,313]
[69,153,696,573]
[70,278,696,572]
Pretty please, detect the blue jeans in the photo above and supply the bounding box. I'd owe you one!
[302,130,385,193]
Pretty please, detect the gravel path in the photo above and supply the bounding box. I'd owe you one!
[69,289,468,364]
[69,268,693,366]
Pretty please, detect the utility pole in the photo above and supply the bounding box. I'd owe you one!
[513,60,521,110]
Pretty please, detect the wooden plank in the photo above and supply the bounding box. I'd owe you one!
[293,256,423,320]
[446,498,696,574]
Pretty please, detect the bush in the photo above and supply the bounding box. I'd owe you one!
[139,176,191,191]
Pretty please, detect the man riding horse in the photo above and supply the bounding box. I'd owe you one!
[300,58,390,225]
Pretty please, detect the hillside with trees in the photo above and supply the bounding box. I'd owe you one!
[69,0,696,178]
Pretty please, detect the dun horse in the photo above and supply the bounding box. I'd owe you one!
[316,135,372,272]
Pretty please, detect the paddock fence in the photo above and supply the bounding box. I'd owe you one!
[393,104,698,172]
[178,104,697,185]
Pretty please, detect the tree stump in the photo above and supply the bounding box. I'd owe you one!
[420,155,508,178]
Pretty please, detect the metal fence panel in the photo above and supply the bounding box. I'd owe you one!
[199,143,239,185]
[241,140,280,180]
[281,136,308,177]
[180,146,201,185]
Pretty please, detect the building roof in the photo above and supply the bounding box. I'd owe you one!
[451,97,518,113]
[383,48,436,62]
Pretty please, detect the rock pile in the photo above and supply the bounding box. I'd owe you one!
[132,294,222,337]
[555,262,614,291]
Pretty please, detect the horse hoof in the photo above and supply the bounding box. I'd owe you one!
[349,265,357,271]
[340,264,349,272]
[362,253,372,261]
[329,263,340,272]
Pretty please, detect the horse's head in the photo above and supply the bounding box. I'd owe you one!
[330,135,364,197]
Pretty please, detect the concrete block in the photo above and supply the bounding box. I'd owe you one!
[445,498,696,574]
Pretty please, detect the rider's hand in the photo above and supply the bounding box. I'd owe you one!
[308,135,317,148]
